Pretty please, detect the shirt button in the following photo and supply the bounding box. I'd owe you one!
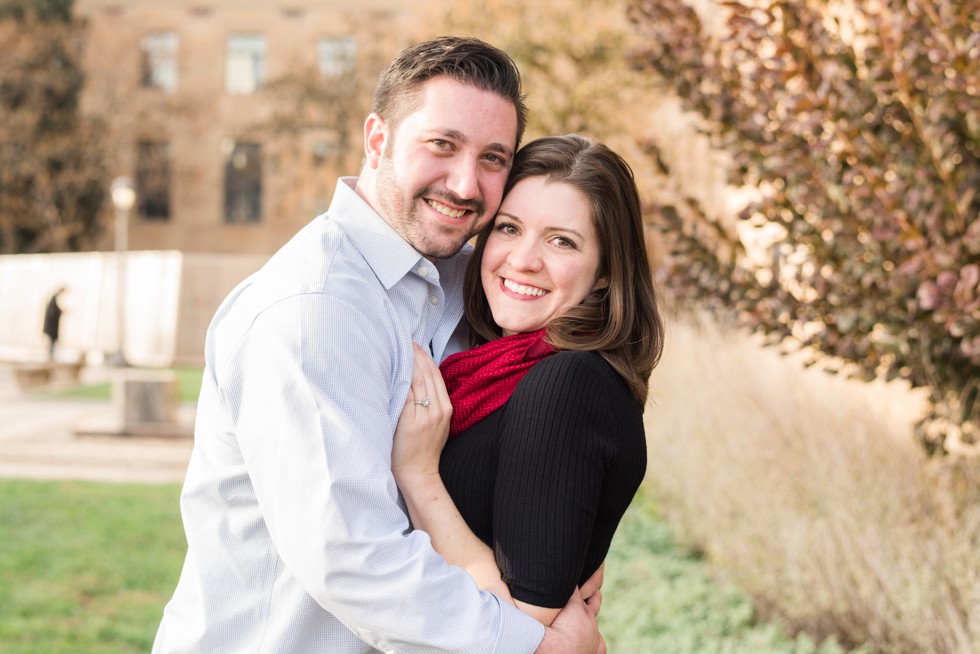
[430,296,439,305]
[418,266,428,277]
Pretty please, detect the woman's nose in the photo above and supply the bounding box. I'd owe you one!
[507,239,542,272]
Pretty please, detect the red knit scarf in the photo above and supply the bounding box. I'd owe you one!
[440,329,556,437]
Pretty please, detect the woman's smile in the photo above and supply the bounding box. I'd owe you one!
[481,176,603,335]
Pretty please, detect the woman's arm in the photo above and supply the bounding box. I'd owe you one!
[391,344,570,625]
[488,352,641,618]
[391,344,516,605]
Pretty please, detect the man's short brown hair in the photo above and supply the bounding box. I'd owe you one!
[371,36,528,149]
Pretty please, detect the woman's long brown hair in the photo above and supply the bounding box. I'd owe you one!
[464,134,664,404]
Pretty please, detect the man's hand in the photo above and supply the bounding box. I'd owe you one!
[534,588,605,654]
[579,563,604,617]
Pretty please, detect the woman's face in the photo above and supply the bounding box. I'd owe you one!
[481,176,604,336]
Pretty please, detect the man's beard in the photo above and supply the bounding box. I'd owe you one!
[375,154,485,260]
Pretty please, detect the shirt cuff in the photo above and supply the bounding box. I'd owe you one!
[492,593,545,654]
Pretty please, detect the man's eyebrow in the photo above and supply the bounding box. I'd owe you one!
[437,128,467,142]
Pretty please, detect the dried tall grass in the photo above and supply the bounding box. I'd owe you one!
[643,315,980,654]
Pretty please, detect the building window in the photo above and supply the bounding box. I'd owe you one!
[226,34,266,94]
[140,31,179,92]
[224,141,262,223]
[136,140,171,220]
[317,36,356,77]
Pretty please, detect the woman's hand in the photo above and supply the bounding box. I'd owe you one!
[391,343,452,484]
[390,345,512,602]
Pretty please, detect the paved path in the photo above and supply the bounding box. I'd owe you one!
[0,365,194,484]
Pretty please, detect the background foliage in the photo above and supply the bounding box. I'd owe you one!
[602,485,861,654]
[254,21,396,219]
[0,0,107,254]
[438,0,663,193]
[628,0,979,454]
[644,317,979,654]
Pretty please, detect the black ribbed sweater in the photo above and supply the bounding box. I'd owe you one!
[439,350,647,608]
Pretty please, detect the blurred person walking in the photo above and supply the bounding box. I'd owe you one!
[42,286,66,361]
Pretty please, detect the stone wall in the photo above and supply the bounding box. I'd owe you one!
[0,251,266,367]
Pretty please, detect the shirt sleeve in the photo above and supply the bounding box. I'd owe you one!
[491,352,646,608]
[220,293,544,654]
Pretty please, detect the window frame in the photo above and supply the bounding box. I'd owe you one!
[140,31,179,92]
[223,140,263,224]
[225,33,268,95]
[135,139,172,221]
[316,35,357,78]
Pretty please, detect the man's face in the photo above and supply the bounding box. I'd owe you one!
[369,77,518,260]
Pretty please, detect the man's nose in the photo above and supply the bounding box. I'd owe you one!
[446,158,480,201]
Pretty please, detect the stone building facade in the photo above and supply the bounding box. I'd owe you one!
[76,0,444,254]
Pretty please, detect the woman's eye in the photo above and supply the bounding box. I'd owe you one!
[553,236,577,249]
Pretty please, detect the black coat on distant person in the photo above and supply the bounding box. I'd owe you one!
[43,291,64,342]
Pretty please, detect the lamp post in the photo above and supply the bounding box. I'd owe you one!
[109,176,135,367]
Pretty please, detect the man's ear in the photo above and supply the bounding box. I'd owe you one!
[363,113,387,169]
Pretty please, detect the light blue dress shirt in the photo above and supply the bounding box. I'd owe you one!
[152,178,544,653]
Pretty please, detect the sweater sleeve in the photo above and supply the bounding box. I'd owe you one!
[491,351,647,608]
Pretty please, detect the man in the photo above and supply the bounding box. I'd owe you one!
[153,37,601,654]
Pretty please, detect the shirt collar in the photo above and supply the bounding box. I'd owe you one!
[327,177,428,290]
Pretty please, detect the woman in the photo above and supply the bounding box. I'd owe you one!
[392,134,664,626]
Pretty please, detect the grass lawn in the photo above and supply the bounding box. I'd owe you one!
[1,477,858,653]
[0,480,184,654]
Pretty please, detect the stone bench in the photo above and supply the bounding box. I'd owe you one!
[112,369,181,436]
[12,361,85,392]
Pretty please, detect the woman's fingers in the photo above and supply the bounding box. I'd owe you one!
[391,343,453,480]
[414,344,435,410]
[408,344,436,414]
[413,343,450,412]
[412,343,451,423]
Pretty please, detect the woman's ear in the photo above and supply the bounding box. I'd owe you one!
[592,275,610,293]
[363,113,387,169]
